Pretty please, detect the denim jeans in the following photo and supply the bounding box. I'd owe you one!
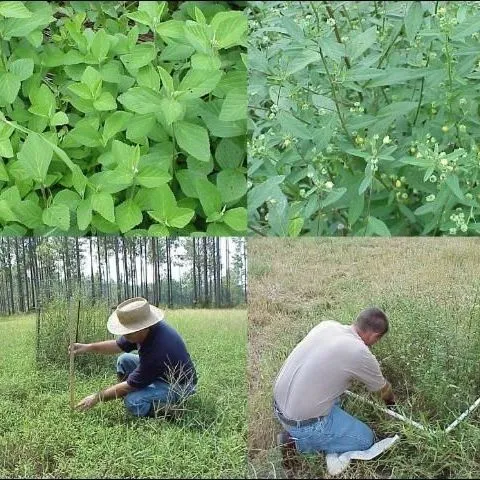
[275,399,375,454]
[117,353,196,417]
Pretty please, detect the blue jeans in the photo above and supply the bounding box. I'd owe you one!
[117,353,196,417]
[275,400,375,454]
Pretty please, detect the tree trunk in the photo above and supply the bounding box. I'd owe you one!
[89,237,95,299]
[114,237,121,304]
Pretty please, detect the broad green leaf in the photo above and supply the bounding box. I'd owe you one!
[348,194,365,226]
[210,11,247,49]
[67,122,102,147]
[53,189,80,210]
[223,207,246,231]
[320,187,347,208]
[167,206,194,228]
[50,111,69,126]
[29,84,56,118]
[115,199,143,233]
[8,58,34,81]
[77,198,92,230]
[195,176,222,216]
[219,90,247,121]
[0,199,17,222]
[176,69,223,100]
[0,72,20,103]
[159,98,185,126]
[91,191,115,223]
[2,1,52,39]
[191,52,221,70]
[156,20,184,39]
[81,66,102,98]
[126,113,156,140]
[248,175,285,211]
[68,82,93,100]
[90,28,110,62]
[11,199,43,228]
[184,21,212,54]
[136,165,171,188]
[0,138,13,158]
[365,216,391,237]
[118,87,163,113]
[0,159,8,180]
[176,169,201,198]
[42,204,70,231]
[445,174,466,201]
[157,65,174,94]
[17,133,52,183]
[112,140,140,172]
[215,137,245,169]
[125,10,151,26]
[93,91,117,111]
[346,26,377,60]
[404,2,424,42]
[120,43,156,73]
[217,169,247,203]
[145,184,177,219]
[174,121,210,162]
[0,1,31,18]
[288,217,304,237]
[136,64,160,90]
[277,111,312,139]
[148,224,170,236]
[102,111,132,143]
[285,50,321,76]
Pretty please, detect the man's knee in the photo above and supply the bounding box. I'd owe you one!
[116,353,137,374]
[124,391,152,417]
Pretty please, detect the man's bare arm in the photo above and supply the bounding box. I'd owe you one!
[69,340,122,355]
[75,382,136,411]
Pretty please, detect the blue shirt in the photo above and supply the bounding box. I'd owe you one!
[116,320,197,389]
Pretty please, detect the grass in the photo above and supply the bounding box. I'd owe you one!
[248,237,480,479]
[0,309,247,479]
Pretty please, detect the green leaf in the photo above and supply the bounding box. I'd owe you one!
[167,206,194,228]
[8,58,34,81]
[210,10,247,49]
[219,90,247,121]
[0,72,20,103]
[29,84,56,118]
[159,98,185,126]
[176,69,223,100]
[404,2,424,42]
[346,26,377,60]
[81,66,102,98]
[216,169,246,203]
[0,199,17,222]
[215,137,245,169]
[11,199,43,229]
[136,165,172,188]
[277,111,312,139]
[115,199,143,233]
[365,216,391,237]
[42,204,70,231]
[145,184,177,220]
[156,20,185,40]
[68,82,93,100]
[2,2,52,39]
[288,217,304,237]
[320,188,347,208]
[0,1,31,18]
[148,224,170,236]
[77,198,92,231]
[223,207,247,231]
[445,174,466,202]
[102,111,132,143]
[17,133,52,183]
[118,87,163,113]
[195,176,222,216]
[120,43,156,73]
[93,91,117,111]
[90,28,110,62]
[174,121,210,162]
[50,111,69,126]
[348,194,365,226]
[125,10,151,26]
[91,192,115,223]
[0,138,13,158]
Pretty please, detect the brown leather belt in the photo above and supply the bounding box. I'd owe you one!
[274,402,324,427]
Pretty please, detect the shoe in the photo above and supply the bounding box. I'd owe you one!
[276,430,299,473]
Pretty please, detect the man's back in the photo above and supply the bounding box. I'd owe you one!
[274,320,385,420]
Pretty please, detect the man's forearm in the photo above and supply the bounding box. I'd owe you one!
[96,381,135,402]
[88,340,122,355]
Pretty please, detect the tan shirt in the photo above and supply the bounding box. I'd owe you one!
[274,320,386,420]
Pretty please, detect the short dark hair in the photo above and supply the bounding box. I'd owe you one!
[355,307,389,335]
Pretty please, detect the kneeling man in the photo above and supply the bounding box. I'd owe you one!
[70,297,197,417]
[274,307,394,463]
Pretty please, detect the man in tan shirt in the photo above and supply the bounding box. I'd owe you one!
[274,307,395,466]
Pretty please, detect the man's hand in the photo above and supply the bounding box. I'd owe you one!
[75,393,99,412]
[379,381,396,407]
[68,343,90,355]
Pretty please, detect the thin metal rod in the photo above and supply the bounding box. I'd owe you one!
[444,396,480,433]
[345,390,427,431]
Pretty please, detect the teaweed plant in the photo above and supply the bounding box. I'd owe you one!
[0,1,247,235]
[248,1,480,236]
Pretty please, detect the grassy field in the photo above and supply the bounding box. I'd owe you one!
[0,309,247,479]
[248,238,480,479]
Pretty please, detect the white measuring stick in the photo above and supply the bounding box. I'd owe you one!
[345,390,427,431]
[444,396,480,433]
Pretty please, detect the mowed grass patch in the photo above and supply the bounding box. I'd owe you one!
[248,237,480,479]
[0,309,247,479]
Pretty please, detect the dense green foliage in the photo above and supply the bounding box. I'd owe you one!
[248,1,480,236]
[0,1,247,236]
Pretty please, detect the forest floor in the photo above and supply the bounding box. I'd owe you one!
[0,309,247,478]
[248,238,480,479]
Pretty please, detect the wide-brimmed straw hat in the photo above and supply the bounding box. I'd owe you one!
[107,297,164,336]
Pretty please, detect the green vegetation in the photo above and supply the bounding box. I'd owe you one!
[0,1,247,236]
[248,237,480,478]
[0,308,247,478]
[248,1,480,236]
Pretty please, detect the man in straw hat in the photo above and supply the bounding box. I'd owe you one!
[274,308,395,470]
[69,297,197,417]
